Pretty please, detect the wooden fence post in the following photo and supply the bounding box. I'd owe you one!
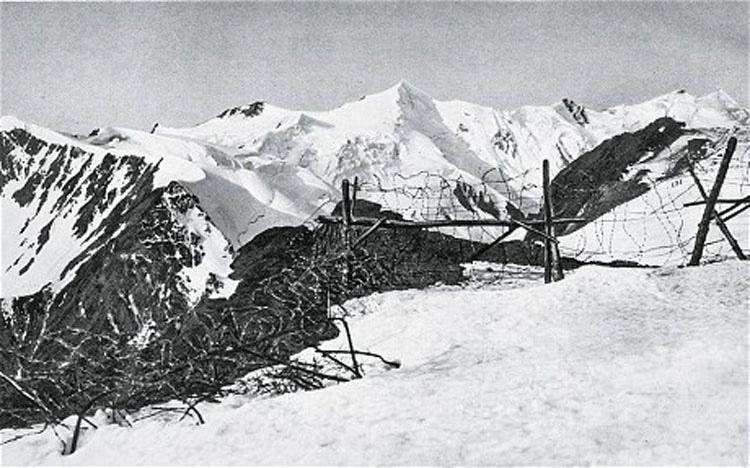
[689,136,739,266]
[547,163,565,280]
[352,176,359,218]
[542,160,554,283]
[341,179,352,228]
[341,179,352,286]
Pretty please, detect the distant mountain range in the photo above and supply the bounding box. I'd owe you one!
[3,82,746,297]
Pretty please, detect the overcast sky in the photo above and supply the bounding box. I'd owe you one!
[2,1,747,133]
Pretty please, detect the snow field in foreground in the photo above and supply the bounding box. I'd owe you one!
[2,261,747,465]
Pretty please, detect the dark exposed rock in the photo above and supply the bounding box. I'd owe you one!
[548,117,687,235]
[35,221,53,254]
[217,101,265,119]
[562,98,589,126]
[17,258,34,276]
[453,180,502,219]
[12,171,43,207]
[331,198,403,220]
[0,182,556,428]
[492,127,517,156]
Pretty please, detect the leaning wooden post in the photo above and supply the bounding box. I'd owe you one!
[689,136,738,266]
[341,179,353,250]
[469,225,519,262]
[685,151,746,261]
[542,160,554,283]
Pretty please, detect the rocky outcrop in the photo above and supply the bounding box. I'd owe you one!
[562,97,589,126]
[217,101,265,119]
[549,117,688,234]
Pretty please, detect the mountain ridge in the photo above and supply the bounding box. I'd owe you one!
[2,83,747,299]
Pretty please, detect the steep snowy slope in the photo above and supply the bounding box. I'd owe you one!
[158,82,521,232]
[3,261,746,465]
[1,117,249,430]
[159,81,577,216]
[83,126,334,248]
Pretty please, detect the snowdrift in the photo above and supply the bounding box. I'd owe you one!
[3,260,746,465]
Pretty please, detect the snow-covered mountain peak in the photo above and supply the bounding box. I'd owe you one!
[394,78,419,92]
[156,102,301,148]
[310,79,434,134]
[357,79,425,103]
[0,115,86,150]
[571,88,745,143]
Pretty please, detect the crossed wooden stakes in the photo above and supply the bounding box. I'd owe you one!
[683,136,747,265]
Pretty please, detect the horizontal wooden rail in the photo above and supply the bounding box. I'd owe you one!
[317,215,587,230]
[469,226,519,261]
[318,214,587,246]
[683,197,750,208]
[721,202,750,223]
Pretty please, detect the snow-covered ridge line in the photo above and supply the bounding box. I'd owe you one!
[159,82,744,146]
[168,81,743,130]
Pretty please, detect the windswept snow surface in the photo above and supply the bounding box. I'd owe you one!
[3,261,747,465]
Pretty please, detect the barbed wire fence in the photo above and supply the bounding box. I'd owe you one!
[339,126,749,268]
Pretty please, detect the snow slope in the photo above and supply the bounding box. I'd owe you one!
[83,125,332,248]
[3,260,746,465]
